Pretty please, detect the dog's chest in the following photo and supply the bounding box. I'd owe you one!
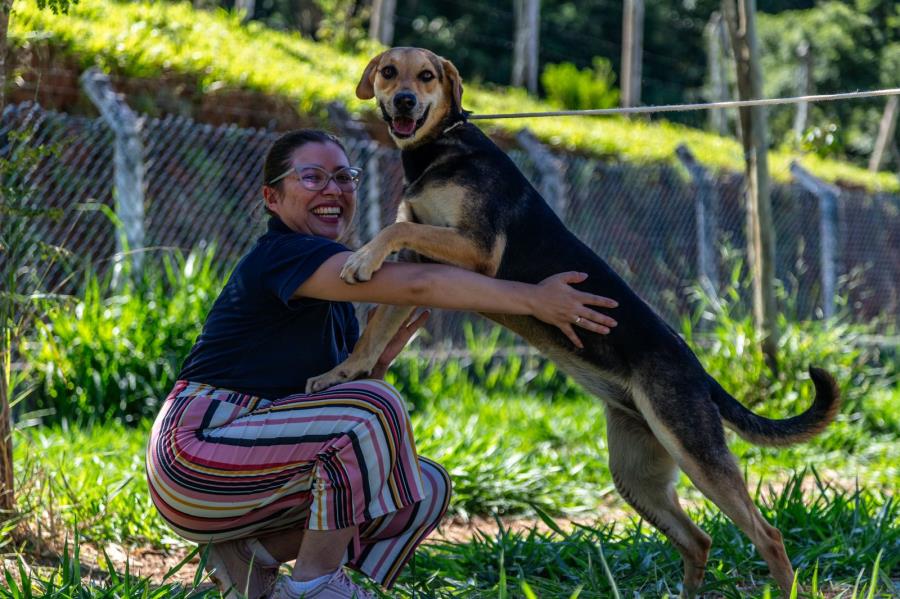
[405,183,467,228]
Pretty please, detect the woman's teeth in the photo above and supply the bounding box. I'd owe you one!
[312,206,342,216]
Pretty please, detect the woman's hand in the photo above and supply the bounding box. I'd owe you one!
[370,309,431,379]
[531,272,618,349]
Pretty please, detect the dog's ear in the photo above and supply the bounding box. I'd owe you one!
[440,58,464,113]
[356,52,385,100]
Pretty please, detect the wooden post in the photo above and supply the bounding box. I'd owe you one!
[621,0,644,109]
[722,0,778,370]
[792,41,812,141]
[705,12,730,135]
[791,162,839,320]
[369,0,396,46]
[512,0,540,94]
[516,128,567,218]
[80,68,145,283]
[869,95,899,173]
[677,145,720,299]
[0,0,12,525]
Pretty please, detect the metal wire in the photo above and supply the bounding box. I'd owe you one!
[469,88,900,120]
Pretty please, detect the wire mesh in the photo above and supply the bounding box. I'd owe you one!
[3,101,899,349]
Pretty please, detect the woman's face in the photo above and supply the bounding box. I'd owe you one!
[263,141,357,240]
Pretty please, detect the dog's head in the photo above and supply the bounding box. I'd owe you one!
[356,47,464,148]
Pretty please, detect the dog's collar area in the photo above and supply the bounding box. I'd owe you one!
[442,120,465,134]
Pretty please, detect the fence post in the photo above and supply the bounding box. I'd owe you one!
[80,68,145,281]
[516,128,567,219]
[790,161,839,320]
[676,145,720,299]
[326,101,382,244]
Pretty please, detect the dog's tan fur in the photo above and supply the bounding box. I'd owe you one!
[306,48,840,597]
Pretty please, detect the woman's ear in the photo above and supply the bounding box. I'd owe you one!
[263,185,279,213]
[356,52,385,100]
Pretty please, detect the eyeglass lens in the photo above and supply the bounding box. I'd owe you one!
[297,166,360,191]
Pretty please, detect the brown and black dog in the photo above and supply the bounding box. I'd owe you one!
[306,47,840,597]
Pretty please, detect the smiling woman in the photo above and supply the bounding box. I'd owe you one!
[144,128,618,599]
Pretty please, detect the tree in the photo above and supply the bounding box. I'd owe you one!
[722,0,778,370]
[0,0,78,529]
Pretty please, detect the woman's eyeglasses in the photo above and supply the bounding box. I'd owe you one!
[268,165,363,191]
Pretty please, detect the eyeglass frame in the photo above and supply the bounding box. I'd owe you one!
[267,164,363,191]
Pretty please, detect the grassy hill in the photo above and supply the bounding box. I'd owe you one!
[9,0,898,192]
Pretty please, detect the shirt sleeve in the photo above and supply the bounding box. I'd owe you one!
[260,235,349,307]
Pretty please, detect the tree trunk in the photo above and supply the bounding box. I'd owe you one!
[234,0,255,22]
[1,0,10,111]
[722,0,778,371]
[869,95,898,173]
[512,0,539,94]
[705,12,730,135]
[369,0,396,46]
[620,0,644,109]
[0,0,15,523]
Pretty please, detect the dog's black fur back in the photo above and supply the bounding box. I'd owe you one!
[402,120,839,444]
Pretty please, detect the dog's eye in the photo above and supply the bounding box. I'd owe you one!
[419,70,435,82]
[381,65,397,79]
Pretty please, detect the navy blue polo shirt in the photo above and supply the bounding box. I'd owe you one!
[178,217,359,397]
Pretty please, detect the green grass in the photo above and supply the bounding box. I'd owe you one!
[11,377,900,530]
[9,0,899,192]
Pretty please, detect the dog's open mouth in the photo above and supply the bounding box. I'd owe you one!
[387,106,430,139]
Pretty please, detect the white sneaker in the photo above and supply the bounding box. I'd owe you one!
[267,571,375,599]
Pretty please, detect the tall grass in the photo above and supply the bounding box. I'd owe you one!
[21,248,223,426]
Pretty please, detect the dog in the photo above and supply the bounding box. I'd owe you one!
[306,47,840,597]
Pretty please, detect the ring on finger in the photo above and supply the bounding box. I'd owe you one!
[574,316,582,325]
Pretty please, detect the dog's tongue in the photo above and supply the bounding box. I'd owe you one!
[393,117,416,136]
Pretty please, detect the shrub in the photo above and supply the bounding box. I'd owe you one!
[540,58,620,111]
[22,247,223,426]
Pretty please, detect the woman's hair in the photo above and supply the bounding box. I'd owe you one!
[262,129,349,189]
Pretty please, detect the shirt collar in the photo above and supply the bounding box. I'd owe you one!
[267,216,293,234]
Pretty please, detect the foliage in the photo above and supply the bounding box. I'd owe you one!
[394,475,897,598]
[758,2,896,161]
[540,58,619,112]
[681,261,896,418]
[21,247,222,426]
[8,0,898,192]
[0,539,209,598]
[33,0,77,13]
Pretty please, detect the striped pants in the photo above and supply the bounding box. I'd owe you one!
[146,379,450,588]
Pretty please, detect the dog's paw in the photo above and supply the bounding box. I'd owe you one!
[340,247,386,284]
[306,365,368,393]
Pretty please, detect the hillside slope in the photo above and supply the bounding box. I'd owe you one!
[9,0,898,192]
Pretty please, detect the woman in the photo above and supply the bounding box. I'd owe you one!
[146,130,618,599]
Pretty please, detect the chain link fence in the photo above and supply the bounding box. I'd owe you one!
[3,100,899,348]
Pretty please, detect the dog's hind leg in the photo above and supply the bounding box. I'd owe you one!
[632,384,795,596]
[606,406,712,598]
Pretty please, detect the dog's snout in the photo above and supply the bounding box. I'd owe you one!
[393,92,417,112]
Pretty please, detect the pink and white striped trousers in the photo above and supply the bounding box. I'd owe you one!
[146,379,450,587]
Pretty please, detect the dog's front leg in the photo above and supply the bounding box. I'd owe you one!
[305,303,416,393]
[341,222,499,283]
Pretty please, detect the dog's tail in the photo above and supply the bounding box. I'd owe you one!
[710,367,841,447]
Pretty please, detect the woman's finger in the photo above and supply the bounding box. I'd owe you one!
[557,271,588,285]
[580,293,619,309]
[575,315,612,335]
[559,323,583,349]
[577,308,617,328]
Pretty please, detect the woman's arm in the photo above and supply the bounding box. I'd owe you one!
[295,252,618,347]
